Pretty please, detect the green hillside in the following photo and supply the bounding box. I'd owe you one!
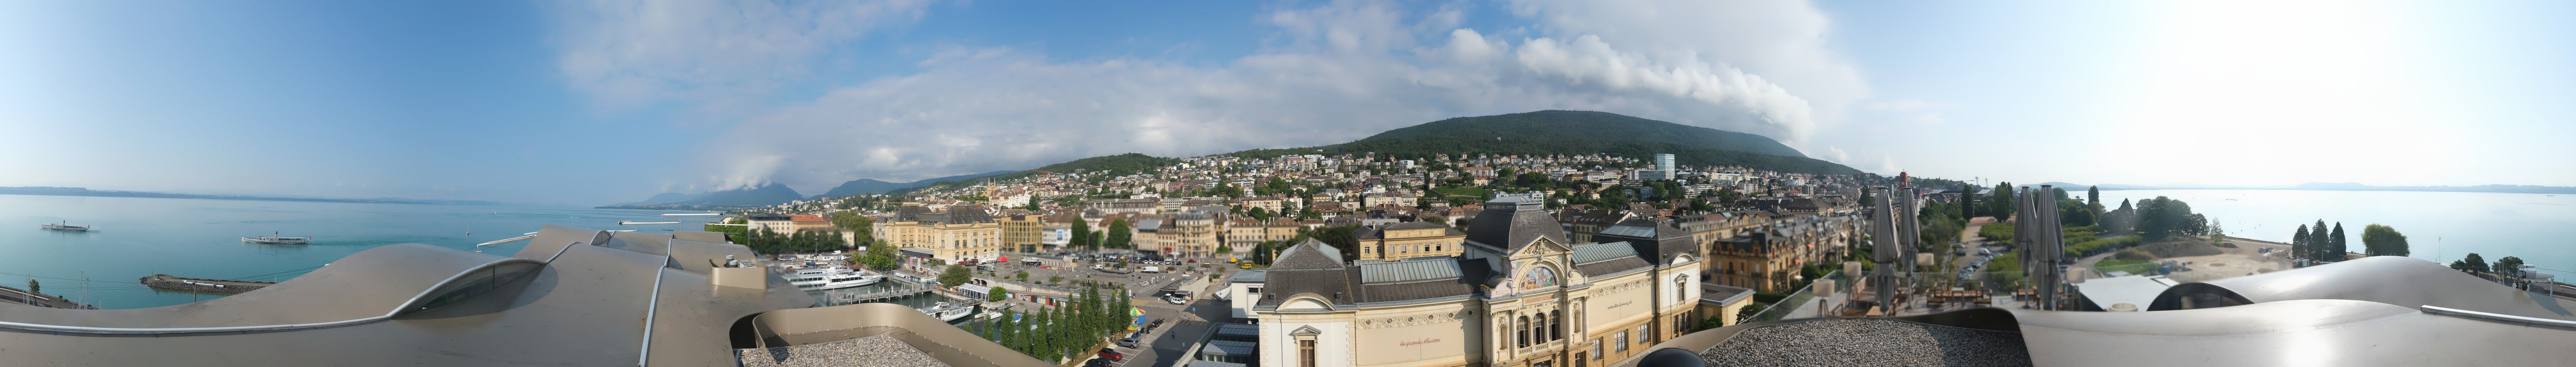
[891,153,1181,195]
[1229,110,1858,175]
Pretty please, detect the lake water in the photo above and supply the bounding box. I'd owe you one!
[0,194,693,309]
[2088,189,2575,278]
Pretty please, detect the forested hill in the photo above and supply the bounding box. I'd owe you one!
[891,153,1181,195]
[1225,110,1858,175]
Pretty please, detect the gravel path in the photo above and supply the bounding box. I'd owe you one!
[1700,319,2031,367]
[736,334,948,367]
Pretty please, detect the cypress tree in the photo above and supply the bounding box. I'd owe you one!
[2293,225,2311,260]
[2313,220,2331,259]
[1960,185,1976,219]
[2330,223,2348,257]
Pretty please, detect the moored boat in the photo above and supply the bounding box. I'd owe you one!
[918,302,974,323]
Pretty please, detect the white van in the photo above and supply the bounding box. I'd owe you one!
[1140,266,1162,274]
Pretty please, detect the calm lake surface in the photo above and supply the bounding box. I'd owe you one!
[0,194,691,309]
[2090,189,2575,278]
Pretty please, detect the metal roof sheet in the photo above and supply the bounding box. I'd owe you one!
[1358,258,1462,283]
[1570,242,1639,264]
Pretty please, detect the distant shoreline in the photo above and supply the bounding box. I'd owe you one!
[2090,187,2575,195]
[2033,181,2575,195]
[0,187,511,206]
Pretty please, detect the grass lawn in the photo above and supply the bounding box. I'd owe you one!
[2094,259,2159,274]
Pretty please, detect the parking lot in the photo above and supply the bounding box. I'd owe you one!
[978,251,1234,367]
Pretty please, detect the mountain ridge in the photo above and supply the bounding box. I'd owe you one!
[812,170,1021,199]
[1220,110,1857,175]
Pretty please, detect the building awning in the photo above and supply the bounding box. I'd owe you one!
[956,284,991,295]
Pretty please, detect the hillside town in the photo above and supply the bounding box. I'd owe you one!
[744,152,1874,293]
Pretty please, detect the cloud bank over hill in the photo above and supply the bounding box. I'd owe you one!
[549,0,1873,192]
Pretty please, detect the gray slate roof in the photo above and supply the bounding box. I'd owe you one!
[1465,193,1565,251]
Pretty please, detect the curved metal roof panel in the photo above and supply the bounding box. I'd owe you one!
[2013,299,2576,366]
[2150,256,2576,321]
[0,243,520,332]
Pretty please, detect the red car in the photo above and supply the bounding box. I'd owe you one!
[1097,348,1125,361]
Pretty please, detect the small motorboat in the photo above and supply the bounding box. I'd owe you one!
[242,232,312,244]
[918,302,974,323]
[39,221,89,232]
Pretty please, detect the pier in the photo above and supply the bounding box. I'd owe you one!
[138,274,276,295]
[0,285,93,309]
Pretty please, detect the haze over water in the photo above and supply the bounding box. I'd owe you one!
[0,194,690,309]
[2090,189,2576,278]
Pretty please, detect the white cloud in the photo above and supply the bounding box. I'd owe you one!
[552,0,1871,191]
[548,0,936,111]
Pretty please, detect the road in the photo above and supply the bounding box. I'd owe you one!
[1103,268,1235,367]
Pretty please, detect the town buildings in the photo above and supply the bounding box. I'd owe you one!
[1355,221,1468,261]
[875,205,1004,263]
[1249,193,1703,367]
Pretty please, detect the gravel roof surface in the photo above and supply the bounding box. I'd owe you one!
[736,334,948,367]
[1700,318,2031,367]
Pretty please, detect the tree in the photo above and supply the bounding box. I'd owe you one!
[2330,223,2350,257]
[2495,256,2527,277]
[2056,199,2097,227]
[2452,253,2489,273]
[2292,225,2311,260]
[2313,220,2333,259]
[1985,182,2017,221]
[862,240,898,270]
[1105,219,1133,249]
[939,264,973,287]
[831,210,870,231]
[2130,197,2204,240]
[1960,185,1976,220]
[2361,224,2410,257]
[990,286,1011,302]
[2087,186,2100,207]
[1070,219,1093,251]
[24,279,35,294]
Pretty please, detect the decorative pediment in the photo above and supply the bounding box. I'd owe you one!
[1291,325,1322,336]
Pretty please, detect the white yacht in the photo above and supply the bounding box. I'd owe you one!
[789,267,840,290]
[39,221,89,232]
[242,232,311,244]
[814,268,882,290]
[918,302,974,323]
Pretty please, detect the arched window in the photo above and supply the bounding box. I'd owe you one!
[1517,315,1531,347]
[1549,310,1564,341]
[1673,275,1690,304]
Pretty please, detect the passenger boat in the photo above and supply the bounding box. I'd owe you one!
[241,232,312,244]
[918,302,974,323]
[39,221,89,232]
[815,268,881,290]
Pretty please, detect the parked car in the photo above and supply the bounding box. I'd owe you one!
[1097,349,1125,361]
[1085,358,1115,367]
[1116,336,1141,348]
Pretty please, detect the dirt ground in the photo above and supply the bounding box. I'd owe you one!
[2157,236,2296,283]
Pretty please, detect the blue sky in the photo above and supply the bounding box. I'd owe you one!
[3,0,2571,205]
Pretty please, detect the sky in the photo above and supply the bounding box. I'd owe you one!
[1,0,2571,206]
